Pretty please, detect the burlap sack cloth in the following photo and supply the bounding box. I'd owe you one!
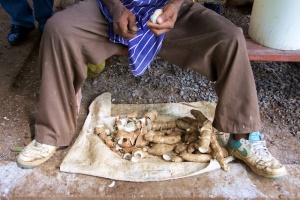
[60,93,233,182]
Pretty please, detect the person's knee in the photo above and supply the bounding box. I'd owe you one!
[230,26,244,42]
[43,12,72,38]
[220,26,245,45]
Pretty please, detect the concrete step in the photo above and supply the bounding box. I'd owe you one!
[242,26,300,62]
[1,161,299,199]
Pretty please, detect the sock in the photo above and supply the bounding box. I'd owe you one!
[249,131,261,142]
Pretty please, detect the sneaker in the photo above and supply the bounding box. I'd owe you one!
[17,140,58,169]
[7,24,35,46]
[227,131,287,179]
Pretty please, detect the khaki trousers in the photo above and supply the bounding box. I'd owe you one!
[35,0,261,146]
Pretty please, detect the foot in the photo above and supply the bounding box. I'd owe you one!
[17,140,57,169]
[7,24,35,46]
[227,131,287,179]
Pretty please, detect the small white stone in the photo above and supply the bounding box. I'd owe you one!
[162,154,171,161]
[108,181,115,187]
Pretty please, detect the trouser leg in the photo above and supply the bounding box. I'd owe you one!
[33,0,54,32]
[34,0,124,146]
[0,0,34,28]
[158,1,261,133]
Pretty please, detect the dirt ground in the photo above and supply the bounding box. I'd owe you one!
[0,0,299,178]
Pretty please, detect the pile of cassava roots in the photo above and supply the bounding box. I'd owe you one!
[94,109,229,171]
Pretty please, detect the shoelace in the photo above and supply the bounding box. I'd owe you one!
[23,142,49,154]
[250,140,271,159]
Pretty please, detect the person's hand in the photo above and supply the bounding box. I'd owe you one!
[112,5,138,40]
[146,2,181,36]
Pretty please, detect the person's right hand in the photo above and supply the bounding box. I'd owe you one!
[112,5,138,40]
[146,1,181,36]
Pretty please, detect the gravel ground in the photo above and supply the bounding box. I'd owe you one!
[253,62,299,136]
[84,57,300,136]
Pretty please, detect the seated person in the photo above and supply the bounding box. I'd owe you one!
[16,0,287,179]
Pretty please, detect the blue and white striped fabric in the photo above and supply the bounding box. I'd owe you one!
[97,0,167,76]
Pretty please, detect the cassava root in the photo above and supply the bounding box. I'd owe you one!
[94,109,229,170]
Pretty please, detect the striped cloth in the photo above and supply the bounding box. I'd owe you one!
[97,0,167,76]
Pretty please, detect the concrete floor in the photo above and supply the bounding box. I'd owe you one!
[0,3,300,199]
[1,160,300,199]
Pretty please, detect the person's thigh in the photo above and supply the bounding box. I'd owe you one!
[159,0,243,80]
[43,0,124,70]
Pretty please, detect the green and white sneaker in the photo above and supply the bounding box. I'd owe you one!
[17,140,58,169]
[227,131,287,179]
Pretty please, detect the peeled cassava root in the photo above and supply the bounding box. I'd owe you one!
[198,120,212,153]
[94,109,229,171]
[191,109,228,171]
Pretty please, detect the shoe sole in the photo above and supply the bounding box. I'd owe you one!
[16,162,35,169]
[8,40,25,46]
[227,147,287,179]
[16,157,51,169]
[16,150,56,169]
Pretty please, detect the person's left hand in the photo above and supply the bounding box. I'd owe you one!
[146,3,181,36]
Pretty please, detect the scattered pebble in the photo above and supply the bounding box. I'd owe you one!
[108,181,115,188]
